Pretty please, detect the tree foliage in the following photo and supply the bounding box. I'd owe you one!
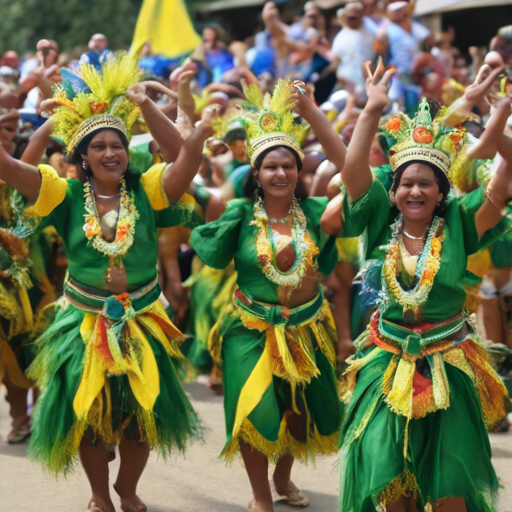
[0,0,143,55]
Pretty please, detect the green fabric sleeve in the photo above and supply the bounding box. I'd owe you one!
[371,164,394,192]
[341,179,390,238]
[457,187,512,255]
[129,143,154,175]
[154,202,203,230]
[190,199,248,270]
[490,232,512,268]
[193,185,212,208]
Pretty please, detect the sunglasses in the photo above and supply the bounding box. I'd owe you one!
[346,16,360,21]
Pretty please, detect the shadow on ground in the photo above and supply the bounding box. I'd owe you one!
[183,381,224,404]
[0,438,29,459]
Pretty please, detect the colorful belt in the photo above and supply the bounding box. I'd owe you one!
[234,288,325,327]
[370,311,474,357]
[64,275,161,314]
[378,312,471,357]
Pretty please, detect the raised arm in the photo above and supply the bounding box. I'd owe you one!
[21,117,54,166]
[294,84,347,172]
[468,95,512,160]
[0,144,42,201]
[162,107,217,203]
[177,70,198,123]
[341,60,394,201]
[475,98,512,238]
[126,83,183,164]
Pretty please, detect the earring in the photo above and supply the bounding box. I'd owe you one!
[82,160,88,170]
[389,191,396,204]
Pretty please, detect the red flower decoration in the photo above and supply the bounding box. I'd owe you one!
[413,127,433,143]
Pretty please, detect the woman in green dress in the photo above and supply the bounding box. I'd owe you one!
[0,55,215,512]
[320,61,512,511]
[190,80,348,512]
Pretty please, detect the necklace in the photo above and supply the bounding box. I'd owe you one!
[380,214,444,314]
[267,201,293,224]
[91,178,121,200]
[83,177,139,261]
[402,229,426,240]
[96,193,120,199]
[251,196,318,289]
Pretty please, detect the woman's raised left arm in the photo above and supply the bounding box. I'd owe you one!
[127,83,183,164]
[474,98,512,238]
[162,107,217,204]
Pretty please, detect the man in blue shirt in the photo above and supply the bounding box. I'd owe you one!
[79,34,113,70]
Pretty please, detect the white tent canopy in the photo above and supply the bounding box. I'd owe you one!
[414,0,512,16]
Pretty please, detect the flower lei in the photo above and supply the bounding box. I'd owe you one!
[380,214,444,314]
[83,178,139,259]
[251,196,318,289]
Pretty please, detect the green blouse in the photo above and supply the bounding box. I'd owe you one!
[341,179,510,323]
[36,164,201,292]
[190,198,338,304]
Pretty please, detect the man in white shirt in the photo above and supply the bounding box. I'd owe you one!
[331,2,377,93]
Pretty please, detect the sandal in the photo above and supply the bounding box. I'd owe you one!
[7,418,31,445]
[270,480,309,508]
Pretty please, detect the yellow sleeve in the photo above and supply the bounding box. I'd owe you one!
[140,163,170,211]
[24,165,68,217]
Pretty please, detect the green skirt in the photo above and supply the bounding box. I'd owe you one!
[28,280,202,475]
[218,288,342,462]
[339,314,508,512]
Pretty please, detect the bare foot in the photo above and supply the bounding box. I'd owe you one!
[113,485,147,512]
[248,499,274,512]
[87,498,115,512]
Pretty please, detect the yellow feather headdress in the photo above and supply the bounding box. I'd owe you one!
[217,79,304,167]
[51,52,143,152]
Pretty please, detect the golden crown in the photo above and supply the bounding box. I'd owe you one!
[383,98,467,177]
[51,52,143,152]
[217,79,304,167]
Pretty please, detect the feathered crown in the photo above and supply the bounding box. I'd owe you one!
[51,52,143,152]
[382,98,467,177]
[218,79,304,167]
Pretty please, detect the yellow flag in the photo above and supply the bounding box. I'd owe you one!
[131,0,202,58]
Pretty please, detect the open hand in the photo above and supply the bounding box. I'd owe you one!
[464,61,505,106]
[363,58,395,113]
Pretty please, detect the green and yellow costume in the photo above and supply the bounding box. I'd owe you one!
[25,53,204,475]
[27,164,202,474]
[0,182,38,389]
[338,100,511,512]
[190,197,341,461]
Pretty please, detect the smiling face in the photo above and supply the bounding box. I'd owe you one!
[394,163,443,224]
[255,147,299,200]
[83,129,128,184]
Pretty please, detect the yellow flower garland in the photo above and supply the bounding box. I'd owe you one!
[83,178,139,260]
[381,215,444,314]
[251,197,318,289]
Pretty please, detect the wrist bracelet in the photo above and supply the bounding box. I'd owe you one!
[485,188,510,213]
